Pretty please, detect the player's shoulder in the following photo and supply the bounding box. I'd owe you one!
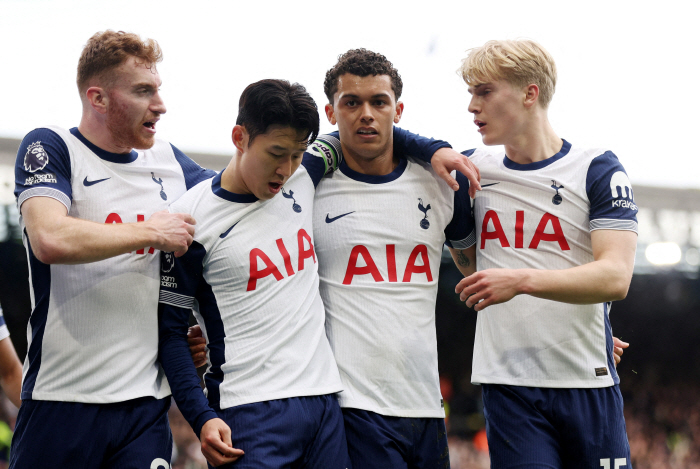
[169,174,217,215]
[462,147,500,165]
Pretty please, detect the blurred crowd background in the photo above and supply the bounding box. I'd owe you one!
[1,144,699,466]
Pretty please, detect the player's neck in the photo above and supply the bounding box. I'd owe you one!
[78,115,133,155]
[341,142,398,176]
[220,156,247,195]
[503,118,562,165]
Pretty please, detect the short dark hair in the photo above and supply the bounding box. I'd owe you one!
[236,79,319,145]
[323,49,403,103]
[77,30,162,94]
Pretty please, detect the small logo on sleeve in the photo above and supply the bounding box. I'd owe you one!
[595,367,609,377]
[418,198,431,229]
[24,142,49,173]
[610,171,637,211]
[25,173,57,185]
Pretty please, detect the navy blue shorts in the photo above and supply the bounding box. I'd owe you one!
[216,394,350,469]
[342,408,449,469]
[482,384,632,469]
[10,396,172,469]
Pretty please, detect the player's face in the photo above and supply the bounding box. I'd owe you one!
[105,56,166,151]
[325,73,403,161]
[232,125,308,200]
[467,80,527,146]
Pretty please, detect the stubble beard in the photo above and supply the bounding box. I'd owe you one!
[106,100,155,151]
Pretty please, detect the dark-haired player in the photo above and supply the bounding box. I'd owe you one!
[312,49,476,469]
[11,30,213,468]
[158,79,349,468]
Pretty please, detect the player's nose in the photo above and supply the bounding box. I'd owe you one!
[151,92,167,115]
[467,95,479,114]
[359,102,374,122]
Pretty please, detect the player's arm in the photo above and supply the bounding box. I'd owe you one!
[392,127,481,196]
[456,229,636,311]
[0,337,22,408]
[22,197,196,264]
[157,248,243,466]
[449,245,477,277]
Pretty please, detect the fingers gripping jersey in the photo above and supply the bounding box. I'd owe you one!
[14,126,213,403]
[467,140,638,388]
[313,156,475,418]
[158,163,342,435]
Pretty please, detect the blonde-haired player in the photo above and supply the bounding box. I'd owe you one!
[455,39,637,468]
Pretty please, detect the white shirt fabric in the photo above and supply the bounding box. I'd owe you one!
[468,140,638,388]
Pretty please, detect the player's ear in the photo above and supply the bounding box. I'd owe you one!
[86,87,108,114]
[394,101,404,124]
[325,104,337,125]
[524,84,540,109]
[231,125,248,153]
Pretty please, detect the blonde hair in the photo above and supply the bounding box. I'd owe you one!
[459,39,557,108]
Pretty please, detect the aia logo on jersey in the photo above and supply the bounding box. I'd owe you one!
[105,212,156,254]
[343,244,433,285]
[550,180,564,205]
[24,141,49,173]
[609,171,637,211]
[417,198,431,229]
[151,172,167,201]
[247,229,315,291]
[161,252,175,273]
[282,188,302,213]
[481,210,570,251]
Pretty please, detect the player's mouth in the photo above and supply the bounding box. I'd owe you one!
[474,120,486,133]
[143,118,159,134]
[357,127,378,139]
[268,181,283,194]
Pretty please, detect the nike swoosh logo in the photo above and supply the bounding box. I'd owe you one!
[481,182,500,188]
[219,221,240,239]
[83,176,111,186]
[325,212,355,223]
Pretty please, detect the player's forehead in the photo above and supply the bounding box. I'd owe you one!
[112,55,162,88]
[335,73,394,100]
[256,125,309,153]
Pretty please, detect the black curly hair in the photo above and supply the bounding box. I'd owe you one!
[323,48,403,103]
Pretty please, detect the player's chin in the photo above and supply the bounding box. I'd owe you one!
[132,135,156,150]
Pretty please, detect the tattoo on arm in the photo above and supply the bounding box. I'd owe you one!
[456,250,470,267]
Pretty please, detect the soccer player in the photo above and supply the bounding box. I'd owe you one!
[11,30,212,468]
[0,305,21,408]
[453,40,637,468]
[312,49,476,469]
[157,79,349,468]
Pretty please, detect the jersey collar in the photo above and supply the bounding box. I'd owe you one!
[210,170,259,203]
[502,139,572,171]
[70,128,139,164]
[339,154,407,184]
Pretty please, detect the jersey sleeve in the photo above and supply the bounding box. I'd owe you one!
[445,171,476,249]
[158,242,218,437]
[585,151,638,232]
[15,128,72,211]
[0,308,9,342]
[171,144,217,190]
[302,134,343,187]
[392,126,452,162]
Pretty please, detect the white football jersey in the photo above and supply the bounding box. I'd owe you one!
[14,126,212,403]
[468,140,638,388]
[313,156,475,418]
[159,159,343,421]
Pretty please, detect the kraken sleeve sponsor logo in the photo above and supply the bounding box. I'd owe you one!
[24,173,57,185]
[23,141,49,173]
[609,171,637,211]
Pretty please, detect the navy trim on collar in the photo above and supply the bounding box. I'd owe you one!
[210,170,259,203]
[339,157,407,184]
[70,127,139,163]
[503,139,572,171]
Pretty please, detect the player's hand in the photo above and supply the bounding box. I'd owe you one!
[613,336,629,368]
[455,268,526,311]
[188,325,208,368]
[147,211,196,257]
[431,147,481,197]
[200,418,244,467]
